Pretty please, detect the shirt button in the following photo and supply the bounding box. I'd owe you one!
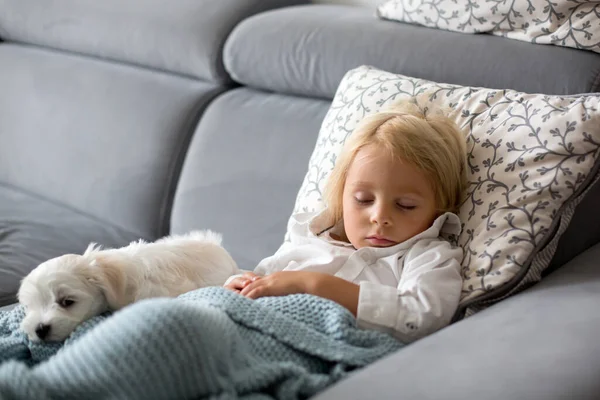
[373,308,382,319]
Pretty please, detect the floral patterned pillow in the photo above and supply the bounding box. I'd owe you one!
[288,65,600,314]
[377,0,600,55]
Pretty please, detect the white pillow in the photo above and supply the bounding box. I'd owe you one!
[288,65,600,313]
[377,0,600,55]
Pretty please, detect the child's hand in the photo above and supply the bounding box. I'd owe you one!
[223,272,262,293]
[241,271,360,316]
[240,271,314,299]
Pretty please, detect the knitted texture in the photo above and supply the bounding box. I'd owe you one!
[0,287,403,399]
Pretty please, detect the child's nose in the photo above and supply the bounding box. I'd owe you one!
[370,204,392,225]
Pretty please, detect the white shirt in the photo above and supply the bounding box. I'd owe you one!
[234,210,463,343]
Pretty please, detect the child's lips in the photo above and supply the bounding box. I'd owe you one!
[365,236,397,246]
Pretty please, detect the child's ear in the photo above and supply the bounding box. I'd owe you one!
[87,256,128,310]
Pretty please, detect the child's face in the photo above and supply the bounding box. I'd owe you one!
[341,144,438,249]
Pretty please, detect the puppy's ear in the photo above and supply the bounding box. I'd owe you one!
[87,256,128,311]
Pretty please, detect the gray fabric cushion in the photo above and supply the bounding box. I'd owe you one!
[0,43,224,241]
[224,4,600,99]
[0,304,16,312]
[313,242,600,400]
[170,88,330,269]
[546,178,600,275]
[0,183,143,307]
[0,0,307,84]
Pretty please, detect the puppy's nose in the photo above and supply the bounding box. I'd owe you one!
[35,323,51,340]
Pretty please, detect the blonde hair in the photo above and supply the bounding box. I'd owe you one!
[323,100,468,224]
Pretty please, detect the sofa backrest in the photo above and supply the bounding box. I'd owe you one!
[0,0,306,84]
[224,5,600,97]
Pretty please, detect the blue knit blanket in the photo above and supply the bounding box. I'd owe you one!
[0,287,403,399]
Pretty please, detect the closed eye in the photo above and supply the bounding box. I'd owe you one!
[354,198,373,205]
[58,298,76,308]
[397,204,416,210]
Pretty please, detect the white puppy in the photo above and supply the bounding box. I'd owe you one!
[17,230,239,342]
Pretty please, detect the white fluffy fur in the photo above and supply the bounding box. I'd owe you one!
[18,230,240,342]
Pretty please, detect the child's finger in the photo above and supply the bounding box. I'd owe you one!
[240,280,260,297]
[243,287,263,299]
[242,272,261,282]
[239,283,252,297]
[225,277,249,291]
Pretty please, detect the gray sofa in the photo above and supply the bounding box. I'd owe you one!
[1,1,600,399]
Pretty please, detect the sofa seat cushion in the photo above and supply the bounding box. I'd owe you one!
[0,0,307,83]
[0,304,16,312]
[0,183,144,307]
[224,4,600,99]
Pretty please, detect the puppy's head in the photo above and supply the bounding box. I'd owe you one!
[18,246,126,342]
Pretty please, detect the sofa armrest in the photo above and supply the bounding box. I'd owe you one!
[313,242,600,400]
